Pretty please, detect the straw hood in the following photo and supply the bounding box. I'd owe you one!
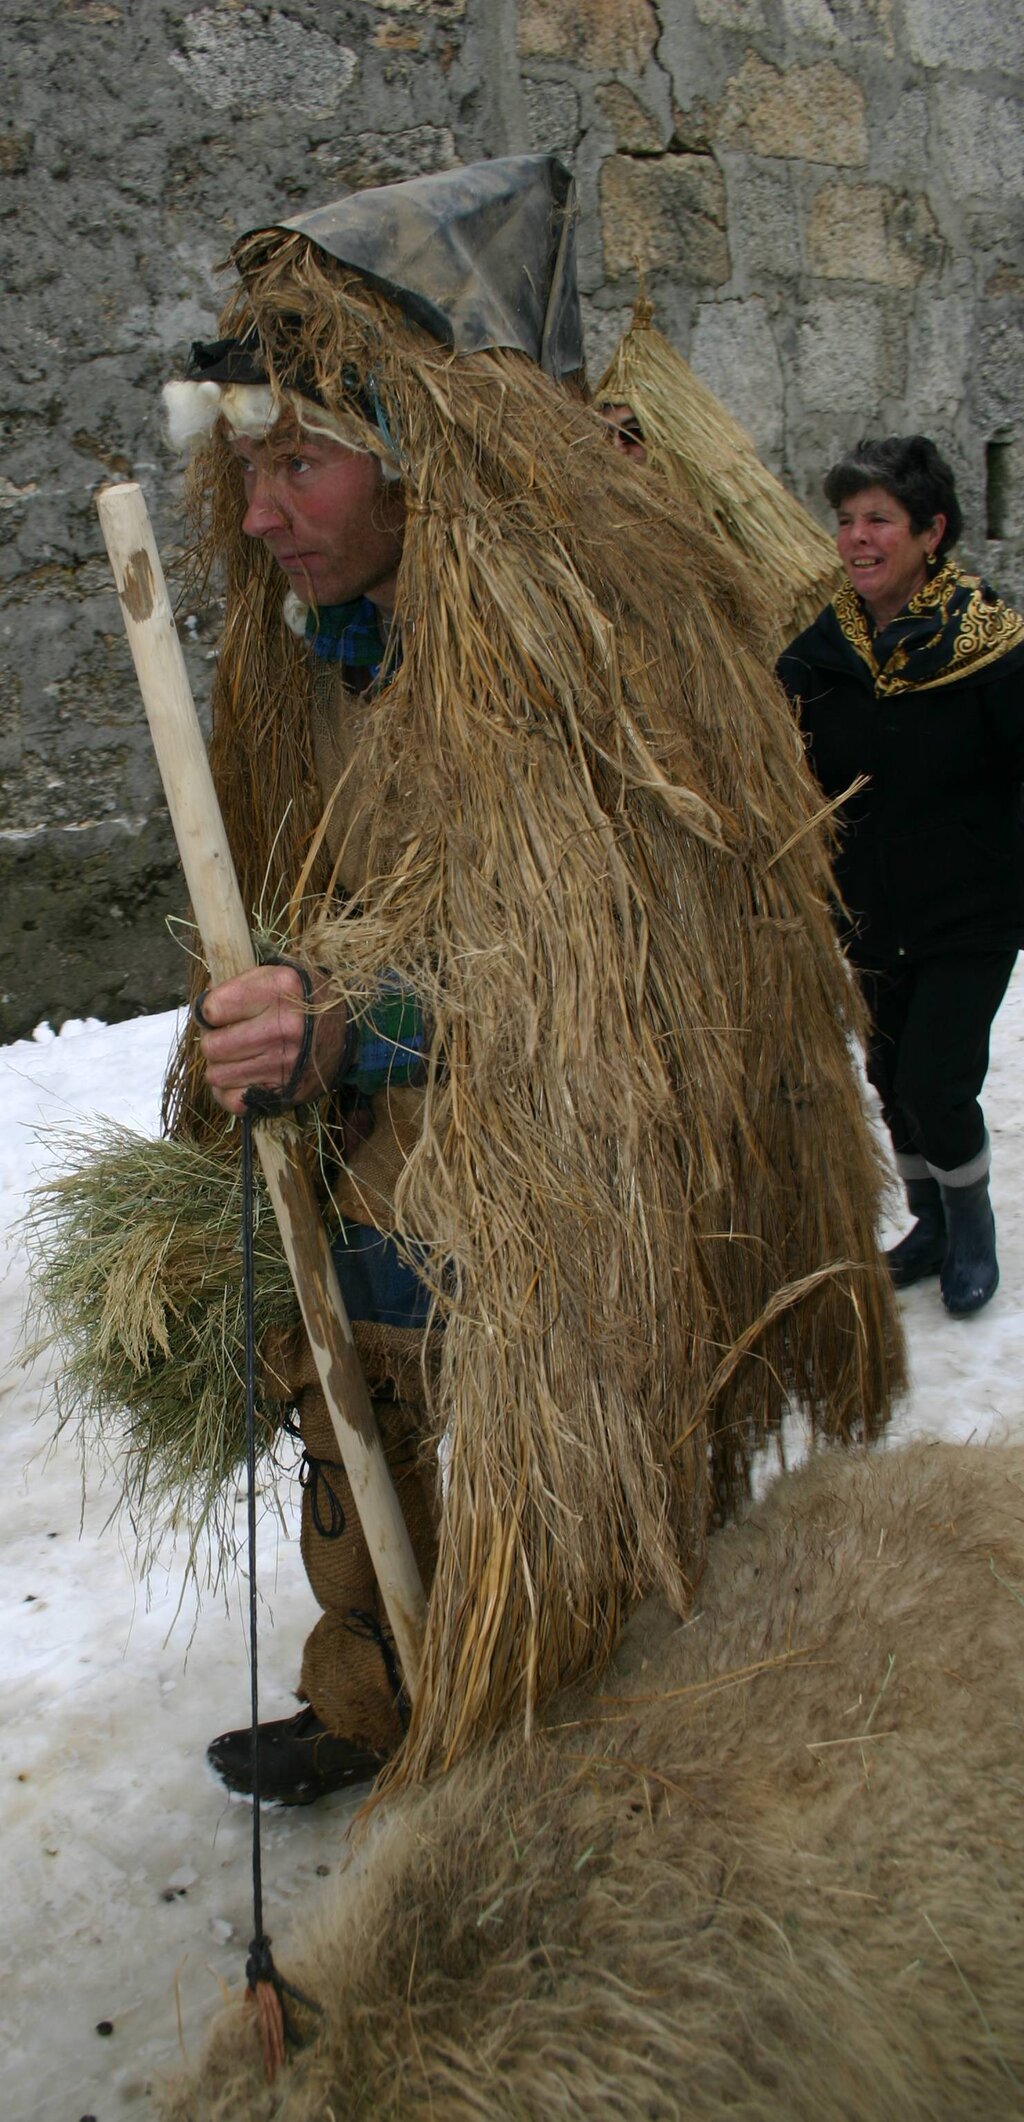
[238,153,583,381]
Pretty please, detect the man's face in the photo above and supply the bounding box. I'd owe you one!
[230,425,406,612]
[600,403,647,462]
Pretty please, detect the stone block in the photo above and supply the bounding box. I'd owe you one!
[168,8,357,117]
[369,0,465,14]
[806,183,941,288]
[975,316,1024,434]
[903,0,1021,71]
[718,55,867,165]
[934,88,1024,202]
[581,298,638,384]
[695,0,765,26]
[600,153,729,286]
[596,83,662,153]
[0,131,32,175]
[517,0,659,72]
[371,24,423,49]
[669,100,715,154]
[690,297,784,461]
[312,126,459,189]
[863,0,897,59]
[780,0,841,44]
[525,78,582,156]
[723,157,803,282]
[867,91,928,182]
[987,265,1024,300]
[905,296,971,426]
[795,292,905,414]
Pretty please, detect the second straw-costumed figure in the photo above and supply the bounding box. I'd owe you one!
[593,292,842,654]
[155,158,901,1791]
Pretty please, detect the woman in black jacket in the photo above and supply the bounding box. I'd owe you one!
[778,435,1024,1316]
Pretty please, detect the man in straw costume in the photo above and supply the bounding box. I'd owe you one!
[160,153,902,1803]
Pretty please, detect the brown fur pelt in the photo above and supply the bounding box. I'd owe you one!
[160,1441,1024,2121]
[166,234,904,1780]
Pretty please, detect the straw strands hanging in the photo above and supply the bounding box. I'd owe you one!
[27,1124,298,1583]
[593,296,842,653]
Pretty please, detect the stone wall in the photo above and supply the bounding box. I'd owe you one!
[2,0,1022,1038]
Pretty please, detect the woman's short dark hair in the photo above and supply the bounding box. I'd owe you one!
[823,435,963,558]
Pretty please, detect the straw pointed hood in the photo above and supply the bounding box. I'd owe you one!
[594,295,841,652]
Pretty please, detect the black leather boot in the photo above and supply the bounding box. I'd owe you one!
[207,1704,386,1805]
[940,1176,999,1317]
[884,1176,946,1289]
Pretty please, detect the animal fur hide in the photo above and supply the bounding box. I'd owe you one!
[161,1440,1024,2121]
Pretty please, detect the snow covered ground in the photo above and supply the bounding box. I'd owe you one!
[2,980,1022,2122]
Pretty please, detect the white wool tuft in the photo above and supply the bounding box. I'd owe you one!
[161,380,281,452]
[162,380,223,451]
[162,375,401,478]
[282,590,309,638]
[220,384,279,438]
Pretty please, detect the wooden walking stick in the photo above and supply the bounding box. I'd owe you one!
[95,478,428,1693]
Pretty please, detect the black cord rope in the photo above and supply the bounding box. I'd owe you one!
[345,1607,411,1733]
[239,1113,322,2049]
[281,1415,347,1541]
[240,1114,265,1928]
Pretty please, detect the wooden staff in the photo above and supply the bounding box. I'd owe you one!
[95,478,427,1693]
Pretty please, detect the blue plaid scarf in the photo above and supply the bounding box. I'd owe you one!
[304,597,390,683]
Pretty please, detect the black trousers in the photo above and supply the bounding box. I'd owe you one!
[856,951,1017,1178]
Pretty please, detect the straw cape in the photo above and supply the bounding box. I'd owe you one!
[44,224,904,1789]
[593,295,842,654]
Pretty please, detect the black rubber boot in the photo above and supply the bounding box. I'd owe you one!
[207,1704,386,1805]
[939,1176,999,1317]
[884,1176,946,1290]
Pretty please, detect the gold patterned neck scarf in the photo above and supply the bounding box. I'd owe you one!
[831,558,1024,696]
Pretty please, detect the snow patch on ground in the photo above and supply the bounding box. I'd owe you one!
[2,979,1022,2120]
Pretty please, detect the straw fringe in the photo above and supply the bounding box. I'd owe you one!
[25,1125,298,1585]
[140,241,900,1782]
[594,298,842,654]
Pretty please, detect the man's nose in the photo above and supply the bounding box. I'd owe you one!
[242,471,288,538]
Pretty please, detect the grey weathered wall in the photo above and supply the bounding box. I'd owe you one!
[2,0,1022,1040]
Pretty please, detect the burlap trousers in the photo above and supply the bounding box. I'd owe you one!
[269,1324,439,1755]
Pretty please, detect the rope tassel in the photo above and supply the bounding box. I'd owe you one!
[245,1937,322,2084]
[246,1942,287,2084]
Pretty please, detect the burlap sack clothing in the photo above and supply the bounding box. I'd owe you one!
[271,1320,438,1753]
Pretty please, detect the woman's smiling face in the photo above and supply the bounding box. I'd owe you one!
[835,484,945,627]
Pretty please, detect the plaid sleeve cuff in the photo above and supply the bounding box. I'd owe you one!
[338,977,429,1096]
